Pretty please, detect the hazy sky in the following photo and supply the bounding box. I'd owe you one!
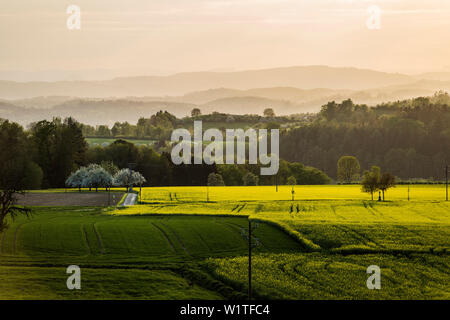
[1,0,450,81]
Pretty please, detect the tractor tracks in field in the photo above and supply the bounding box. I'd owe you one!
[394,224,429,245]
[231,203,246,213]
[214,218,268,250]
[10,214,65,256]
[333,224,383,248]
[82,221,105,255]
[436,202,450,214]
[362,201,379,216]
[192,229,213,253]
[150,222,177,254]
[82,224,94,255]
[408,206,441,222]
[169,192,181,201]
[214,219,244,237]
[362,201,384,218]
[362,201,398,222]
[330,205,347,220]
[92,223,105,254]
[293,261,347,297]
[418,256,450,275]
[12,221,31,255]
[159,222,191,256]
[277,259,345,298]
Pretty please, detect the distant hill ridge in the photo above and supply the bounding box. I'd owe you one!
[1,66,450,126]
[0,65,418,99]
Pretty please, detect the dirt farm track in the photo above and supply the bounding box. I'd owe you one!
[16,192,124,206]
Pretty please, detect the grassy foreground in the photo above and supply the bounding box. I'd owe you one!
[1,185,449,299]
[114,185,450,299]
[0,207,300,299]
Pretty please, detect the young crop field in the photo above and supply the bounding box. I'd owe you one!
[114,185,450,299]
[1,185,449,299]
[0,207,301,299]
[205,253,449,299]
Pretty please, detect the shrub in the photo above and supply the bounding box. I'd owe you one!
[242,172,258,186]
[207,173,225,186]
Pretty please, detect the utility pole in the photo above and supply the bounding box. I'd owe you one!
[238,220,260,301]
[246,220,259,301]
[248,219,252,301]
[446,165,448,201]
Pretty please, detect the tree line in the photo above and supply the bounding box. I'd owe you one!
[0,117,331,191]
[80,109,305,140]
[280,93,450,180]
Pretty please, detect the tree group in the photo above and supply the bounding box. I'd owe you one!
[66,164,146,192]
[361,166,396,200]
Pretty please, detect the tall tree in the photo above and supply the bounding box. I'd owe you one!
[191,108,202,117]
[243,172,259,186]
[361,166,381,200]
[105,139,139,169]
[51,118,88,187]
[287,176,297,186]
[379,172,396,201]
[263,108,275,118]
[337,156,360,184]
[30,120,56,188]
[0,120,42,232]
[30,118,87,188]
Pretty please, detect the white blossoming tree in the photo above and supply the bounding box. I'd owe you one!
[113,169,146,192]
[83,166,113,192]
[66,165,145,194]
[65,167,89,192]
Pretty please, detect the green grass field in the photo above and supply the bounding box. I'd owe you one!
[1,185,449,299]
[0,207,300,299]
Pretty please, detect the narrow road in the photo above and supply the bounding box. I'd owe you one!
[122,193,137,206]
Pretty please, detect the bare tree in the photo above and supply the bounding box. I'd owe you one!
[0,120,38,232]
[0,190,31,233]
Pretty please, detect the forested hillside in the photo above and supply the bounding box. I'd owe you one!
[280,93,450,180]
[2,92,449,188]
